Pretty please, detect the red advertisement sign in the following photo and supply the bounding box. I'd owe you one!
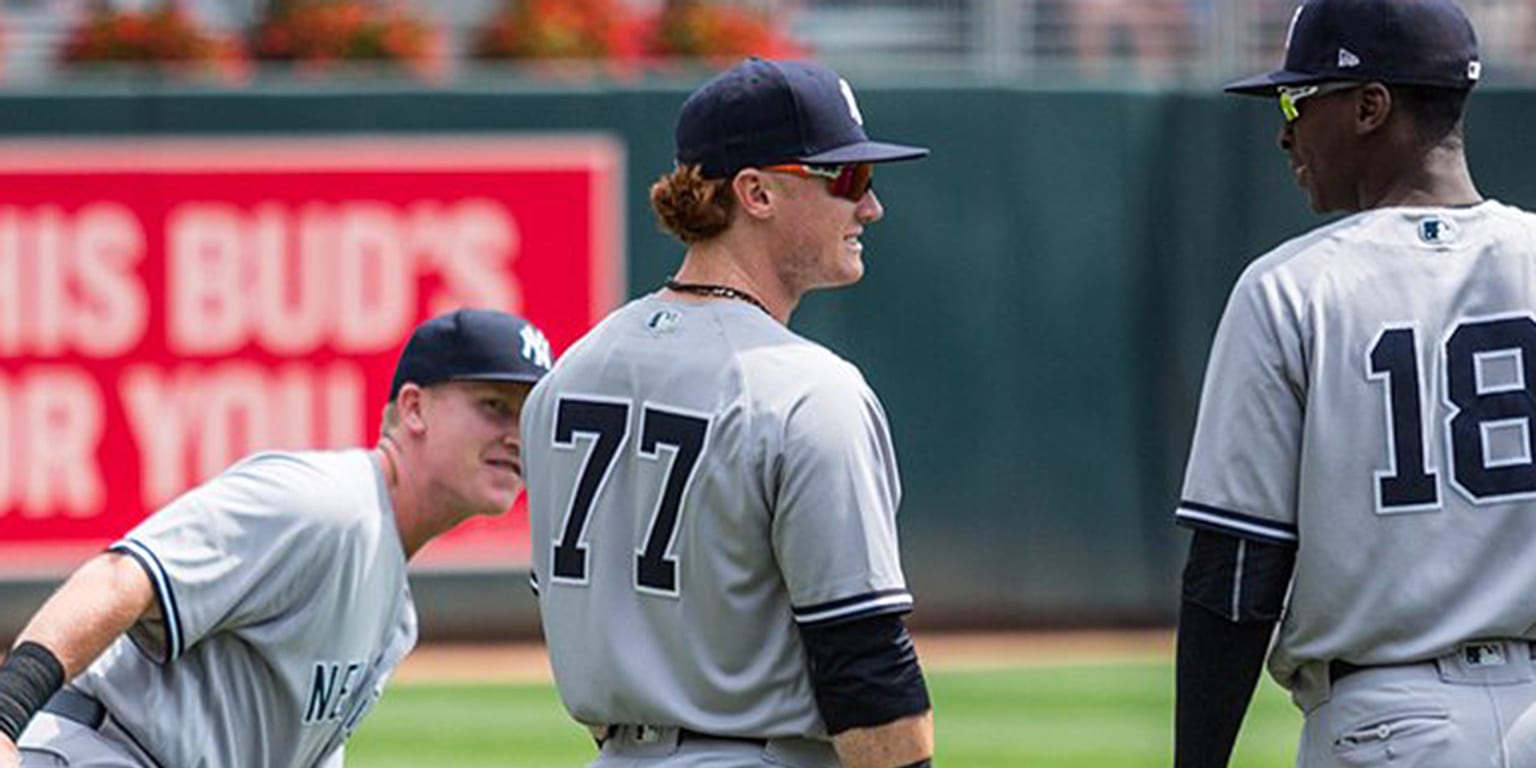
[0,136,624,576]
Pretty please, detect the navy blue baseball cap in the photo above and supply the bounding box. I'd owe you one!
[675,57,929,179]
[1225,0,1481,96]
[388,308,552,399]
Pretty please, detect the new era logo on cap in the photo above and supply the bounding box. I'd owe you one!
[1338,48,1361,68]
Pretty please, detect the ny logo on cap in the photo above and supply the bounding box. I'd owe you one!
[520,324,553,370]
[1284,4,1303,52]
[839,78,864,126]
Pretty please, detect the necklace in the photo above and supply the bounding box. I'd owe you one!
[663,278,771,316]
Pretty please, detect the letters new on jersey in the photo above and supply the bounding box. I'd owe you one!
[0,137,623,576]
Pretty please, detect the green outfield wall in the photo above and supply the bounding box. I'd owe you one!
[3,83,1531,636]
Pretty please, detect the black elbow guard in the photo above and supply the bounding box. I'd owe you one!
[1182,528,1296,623]
[798,612,930,735]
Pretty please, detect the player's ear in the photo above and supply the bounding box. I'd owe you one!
[396,383,430,436]
[732,169,776,221]
[1356,82,1393,136]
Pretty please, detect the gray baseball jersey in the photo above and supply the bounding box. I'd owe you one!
[1177,200,1536,688]
[54,449,416,767]
[522,294,911,739]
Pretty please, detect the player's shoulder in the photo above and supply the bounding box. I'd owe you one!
[1481,198,1536,231]
[736,332,880,423]
[532,296,654,381]
[742,333,866,389]
[1236,211,1375,286]
[525,297,647,406]
[1239,201,1535,289]
[208,448,378,526]
[223,448,369,484]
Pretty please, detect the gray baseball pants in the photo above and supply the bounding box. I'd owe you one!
[1297,640,1536,767]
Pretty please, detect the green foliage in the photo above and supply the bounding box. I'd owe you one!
[347,662,1302,767]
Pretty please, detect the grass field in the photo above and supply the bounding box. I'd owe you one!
[347,660,1302,767]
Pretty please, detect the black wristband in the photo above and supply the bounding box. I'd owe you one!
[0,642,65,742]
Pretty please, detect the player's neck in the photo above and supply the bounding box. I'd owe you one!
[674,242,795,325]
[371,443,432,560]
[1364,143,1482,210]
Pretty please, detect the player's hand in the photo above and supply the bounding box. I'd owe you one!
[0,734,21,768]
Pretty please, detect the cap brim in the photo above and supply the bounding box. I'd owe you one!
[799,140,930,166]
[1223,69,1332,96]
[450,371,546,385]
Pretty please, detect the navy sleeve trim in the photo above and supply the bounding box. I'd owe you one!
[1175,500,1297,545]
[110,538,185,663]
[528,570,540,596]
[793,588,913,627]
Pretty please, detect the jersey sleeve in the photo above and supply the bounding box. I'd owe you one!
[772,364,912,627]
[110,453,344,663]
[522,378,549,599]
[1176,266,1307,546]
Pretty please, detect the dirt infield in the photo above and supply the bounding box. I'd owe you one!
[391,629,1175,684]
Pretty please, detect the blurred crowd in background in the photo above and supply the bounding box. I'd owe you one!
[1,0,1533,87]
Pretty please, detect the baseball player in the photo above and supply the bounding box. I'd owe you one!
[0,308,551,767]
[1171,1,1536,765]
[521,57,933,768]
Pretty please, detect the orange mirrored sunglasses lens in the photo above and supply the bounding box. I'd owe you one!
[826,164,874,201]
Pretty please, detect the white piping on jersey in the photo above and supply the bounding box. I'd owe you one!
[1231,539,1246,623]
[793,591,913,625]
[113,538,184,662]
[1175,506,1298,543]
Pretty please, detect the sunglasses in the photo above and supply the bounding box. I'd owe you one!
[1278,81,1364,122]
[762,163,875,202]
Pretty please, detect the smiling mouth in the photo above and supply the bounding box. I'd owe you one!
[486,458,521,476]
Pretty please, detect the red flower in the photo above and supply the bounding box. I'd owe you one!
[646,0,803,62]
[252,0,438,77]
[472,0,630,60]
[62,3,246,81]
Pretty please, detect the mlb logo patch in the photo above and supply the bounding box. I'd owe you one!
[1418,216,1458,245]
[646,309,682,335]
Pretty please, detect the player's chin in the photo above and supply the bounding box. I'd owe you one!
[474,491,519,517]
[830,254,865,285]
[478,474,524,513]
